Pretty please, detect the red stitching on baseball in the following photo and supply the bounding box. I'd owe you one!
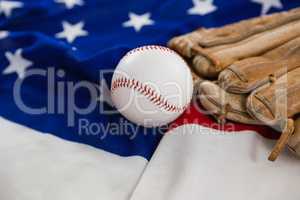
[124,45,176,58]
[111,77,188,113]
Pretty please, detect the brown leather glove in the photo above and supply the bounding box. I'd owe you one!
[218,37,300,93]
[168,8,300,161]
[288,116,300,157]
[247,68,300,161]
[168,7,300,78]
[197,81,259,125]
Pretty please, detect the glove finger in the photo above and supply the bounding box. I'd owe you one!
[219,37,300,93]
[168,8,300,78]
[247,67,300,128]
[197,81,259,125]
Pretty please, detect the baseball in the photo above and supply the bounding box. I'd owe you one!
[111,45,193,127]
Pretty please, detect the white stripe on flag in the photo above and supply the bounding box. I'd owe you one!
[130,124,300,200]
[0,117,147,200]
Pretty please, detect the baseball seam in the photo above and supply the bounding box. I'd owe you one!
[124,45,176,57]
[111,77,188,113]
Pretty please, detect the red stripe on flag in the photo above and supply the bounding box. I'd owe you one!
[170,103,279,140]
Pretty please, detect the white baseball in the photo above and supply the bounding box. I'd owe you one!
[111,45,193,127]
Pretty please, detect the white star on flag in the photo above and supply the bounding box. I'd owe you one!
[188,0,217,16]
[123,12,154,32]
[55,21,88,43]
[0,0,23,18]
[0,31,9,39]
[55,0,84,9]
[2,49,33,79]
[252,0,283,15]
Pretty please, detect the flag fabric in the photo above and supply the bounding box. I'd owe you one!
[0,0,300,199]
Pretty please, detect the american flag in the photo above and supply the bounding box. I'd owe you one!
[0,0,300,199]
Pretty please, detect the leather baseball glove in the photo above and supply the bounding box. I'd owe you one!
[168,8,300,161]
